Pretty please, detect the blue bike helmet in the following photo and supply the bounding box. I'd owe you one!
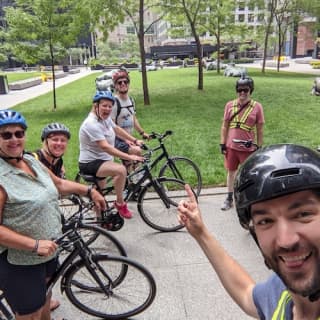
[41,123,71,141]
[0,110,27,129]
[234,144,320,229]
[236,76,254,93]
[92,90,115,104]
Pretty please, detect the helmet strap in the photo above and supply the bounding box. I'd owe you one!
[44,142,63,161]
[0,148,24,162]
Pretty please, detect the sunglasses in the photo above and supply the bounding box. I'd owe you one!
[237,88,250,93]
[0,130,25,140]
[117,80,129,86]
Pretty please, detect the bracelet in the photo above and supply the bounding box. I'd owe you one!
[87,185,93,199]
[134,139,138,144]
[139,131,144,136]
[32,239,39,253]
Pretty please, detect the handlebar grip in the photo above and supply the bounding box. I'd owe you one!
[141,143,149,151]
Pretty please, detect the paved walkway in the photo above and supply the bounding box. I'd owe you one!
[52,192,270,320]
[0,67,97,110]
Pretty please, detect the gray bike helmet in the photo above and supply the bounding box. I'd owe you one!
[236,76,254,93]
[234,144,320,229]
[41,123,71,141]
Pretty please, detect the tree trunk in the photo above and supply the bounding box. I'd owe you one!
[139,0,150,105]
[50,42,57,110]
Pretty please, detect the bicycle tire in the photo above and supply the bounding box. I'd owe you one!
[138,177,189,232]
[78,225,127,257]
[63,254,156,319]
[59,195,82,220]
[159,156,202,197]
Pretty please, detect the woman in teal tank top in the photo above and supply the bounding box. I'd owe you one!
[0,110,106,320]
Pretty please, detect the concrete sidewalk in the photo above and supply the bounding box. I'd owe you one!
[52,191,270,320]
[237,57,320,75]
[0,67,98,110]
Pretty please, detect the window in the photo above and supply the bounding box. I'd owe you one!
[258,14,264,22]
[248,14,254,23]
[126,26,135,34]
[238,14,245,22]
[238,1,245,11]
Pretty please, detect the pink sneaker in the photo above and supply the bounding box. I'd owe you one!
[114,202,133,219]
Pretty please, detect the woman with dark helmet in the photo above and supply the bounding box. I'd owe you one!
[78,90,144,219]
[220,76,264,211]
[0,110,106,320]
[178,144,320,319]
[32,123,71,179]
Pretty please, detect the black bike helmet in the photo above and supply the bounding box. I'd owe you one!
[41,123,71,141]
[234,144,320,229]
[0,110,27,129]
[236,76,254,93]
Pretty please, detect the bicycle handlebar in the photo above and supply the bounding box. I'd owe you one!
[232,139,259,149]
[149,130,173,140]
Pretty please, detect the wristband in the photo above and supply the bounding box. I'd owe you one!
[139,131,144,136]
[32,239,39,253]
[87,185,93,199]
[134,139,138,144]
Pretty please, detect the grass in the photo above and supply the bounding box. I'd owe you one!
[9,67,318,188]
[1,71,44,82]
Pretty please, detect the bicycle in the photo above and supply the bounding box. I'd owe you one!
[59,195,126,258]
[75,145,197,232]
[0,207,156,320]
[232,139,259,150]
[146,130,202,196]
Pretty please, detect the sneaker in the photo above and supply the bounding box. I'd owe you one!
[221,199,233,211]
[114,202,133,219]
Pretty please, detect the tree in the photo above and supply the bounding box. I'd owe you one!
[122,0,166,105]
[4,0,89,109]
[90,0,165,105]
[202,0,237,74]
[162,0,207,90]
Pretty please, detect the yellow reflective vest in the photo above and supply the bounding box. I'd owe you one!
[229,99,257,132]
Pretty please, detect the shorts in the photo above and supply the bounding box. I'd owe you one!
[0,251,58,315]
[79,159,106,176]
[115,137,130,153]
[224,148,252,171]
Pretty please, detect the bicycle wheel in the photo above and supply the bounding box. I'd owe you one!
[59,195,82,220]
[64,255,156,319]
[138,177,190,232]
[78,225,127,257]
[159,156,202,196]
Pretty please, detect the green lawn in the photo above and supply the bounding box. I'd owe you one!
[1,71,43,82]
[10,67,317,187]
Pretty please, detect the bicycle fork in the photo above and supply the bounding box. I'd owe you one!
[82,254,114,297]
[151,179,171,208]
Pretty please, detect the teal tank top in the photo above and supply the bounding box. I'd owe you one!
[0,154,62,265]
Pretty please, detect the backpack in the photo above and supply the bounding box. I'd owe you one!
[114,96,135,124]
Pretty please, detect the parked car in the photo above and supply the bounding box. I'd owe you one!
[223,64,248,77]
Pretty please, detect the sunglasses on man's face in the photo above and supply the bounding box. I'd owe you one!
[117,80,129,86]
[237,88,250,93]
[0,130,25,140]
